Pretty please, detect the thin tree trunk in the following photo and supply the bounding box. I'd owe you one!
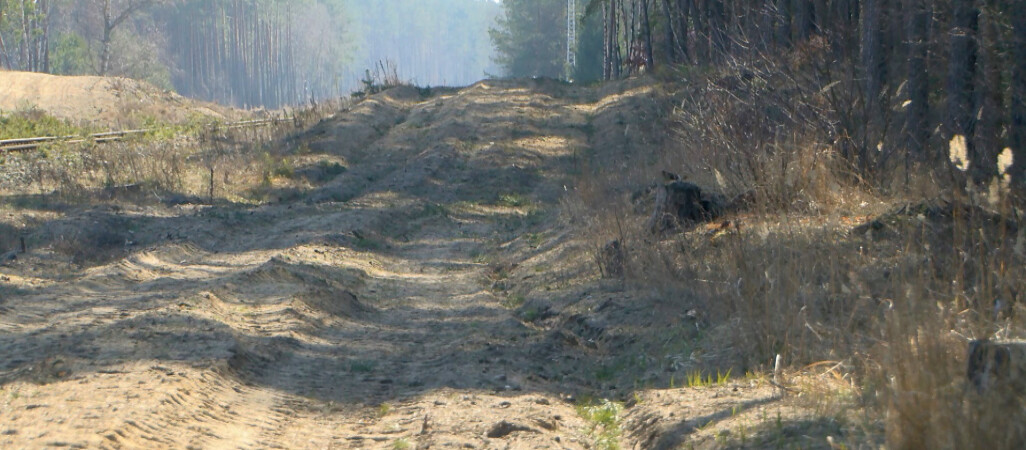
[604,1,611,79]
[617,0,624,76]
[708,0,725,60]
[0,0,5,68]
[1010,1,1026,185]
[860,0,884,171]
[20,0,30,70]
[905,0,929,162]
[972,0,1001,184]
[661,0,677,63]
[41,0,50,73]
[677,0,691,63]
[101,0,112,75]
[796,0,814,41]
[775,0,791,48]
[813,0,828,34]
[945,0,977,173]
[642,0,653,70]
[690,0,706,62]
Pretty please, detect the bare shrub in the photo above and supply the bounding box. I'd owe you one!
[355,59,413,98]
[90,139,189,193]
[670,47,856,213]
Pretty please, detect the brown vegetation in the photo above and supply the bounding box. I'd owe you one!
[2,63,1024,448]
[569,36,1026,446]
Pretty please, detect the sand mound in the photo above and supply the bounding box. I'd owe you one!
[0,70,228,127]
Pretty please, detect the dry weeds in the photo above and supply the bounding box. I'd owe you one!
[571,43,1026,449]
[2,65,1024,449]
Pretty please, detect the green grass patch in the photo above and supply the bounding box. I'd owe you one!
[0,109,93,140]
[497,192,529,207]
[685,368,732,388]
[525,232,544,247]
[518,307,542,322]
[576,399,624,450]
[261,152,294,180]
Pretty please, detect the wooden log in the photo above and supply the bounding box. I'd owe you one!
[967,339,1026,393]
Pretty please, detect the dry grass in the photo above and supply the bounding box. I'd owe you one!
[0,100,349,270]
[573,45,1026,447]
[0,109,334,205]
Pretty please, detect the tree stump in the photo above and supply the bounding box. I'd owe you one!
[967,339,1026,393]
[598,239,624,279]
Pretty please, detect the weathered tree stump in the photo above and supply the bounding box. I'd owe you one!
[967,339,1026,393]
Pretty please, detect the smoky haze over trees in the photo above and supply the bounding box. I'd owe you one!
[0,0,501,108]
[343,1,500,90]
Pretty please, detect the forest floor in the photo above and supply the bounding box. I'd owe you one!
[0,77,876,449]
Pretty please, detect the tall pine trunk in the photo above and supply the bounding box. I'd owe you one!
[1011,2,1026,185]
[660,0,676,63]
[860,0,884,171]
[905,0,929,162]
[775,0,791,48]
[972,0,1002,184]
[945,0,978,175]
[642,0,653,70]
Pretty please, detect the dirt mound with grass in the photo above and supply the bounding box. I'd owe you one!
[0,70,230,126]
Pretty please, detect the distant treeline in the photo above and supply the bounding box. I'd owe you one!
[492,0,1026,187]
[0,0,500,108]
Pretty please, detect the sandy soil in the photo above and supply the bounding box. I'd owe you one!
[0,70,228,126]
[0,77,850,449]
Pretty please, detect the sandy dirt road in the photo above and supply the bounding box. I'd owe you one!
[1,78,823,449]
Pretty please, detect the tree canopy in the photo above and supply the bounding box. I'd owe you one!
[489,0,568,78]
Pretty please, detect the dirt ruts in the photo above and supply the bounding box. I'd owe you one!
[0,78,826,449]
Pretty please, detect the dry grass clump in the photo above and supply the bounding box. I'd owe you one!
[574,44,1026,447]
[875,196,1026,449]
[0,106,344,268]
[0,113,322,205]
[668,43,859,213]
